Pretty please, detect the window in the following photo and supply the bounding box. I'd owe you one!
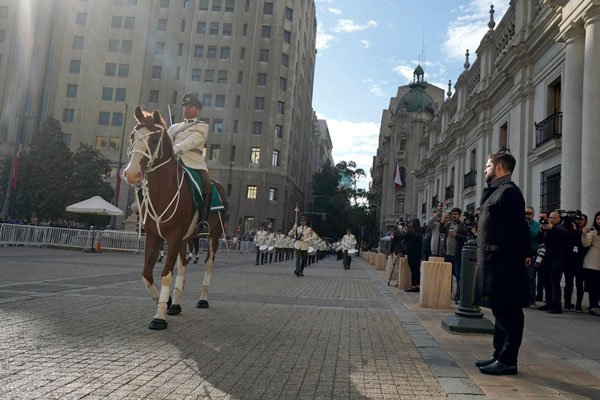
[98,111,110,125]
[191,68,201,81]
[222,23,232,35]
[0,6,7,18]
[233,119,238,133]
[176,66,181,79]
[197,21,206,34]
[541,165,561,213]
[102,87,114,100]
[95,136,121,151]
[279,77,287,91]
[69,60,81,73]
[275,124,283,139]
[63,109,75,123]
[112,112,124,126]
[198,0,208,10]
[158,18,167,31]
[215,95,225,108]
[194,45,204,57]
[263,2,273,14]
[171,91,178,104]
[247,185,257,199]
[217,70,227,83]
[160,0,169,7]
[250,147,260,164]
[178,43,183,56]
[115,88,127,101]
[281,53,289,67]
[111,15,123,28]
[108,38,120,52]
[242,23,248,36]
[235,95,241,108]
[272,150,279,166]
[210,145,221,161]
[261,25,271,38]
[151,65,162,79]
[220,46,230,60]
[283,30,291,44]
[237,71,243,84]
[207,46,217,58]
[212,0,221,11]
[105,63,117,76]
[183,0,189,8]
[209,22,219,35]
[257,73,267,86]
[243,216,254,232]
[66,84,78,98]
[253,121,262,134]
[213,119,223,132]
[76,12,87,25]
[259,49,269,62]
[121,40,132,53]
[285,7,293,21]
[155,42,165,55]
[180,19,186,32]
[124,16,135,29]
[118,63,129,77]
[202,94,212,107]
[225,0,235,12]
[73,36,84,49]
[277,101,285,114]
[499,122,508,151]
[255,97,265,111]
[148,90,159,103]
[395,197,405,214]
[204,69,214,82]
[269,188,277,201]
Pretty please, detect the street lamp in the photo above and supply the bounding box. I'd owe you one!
[113,103,128,223]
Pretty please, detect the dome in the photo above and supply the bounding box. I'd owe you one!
[397,84,436,113]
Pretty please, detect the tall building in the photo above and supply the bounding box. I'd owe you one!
[0,0,321,233]
[372,0,600,232]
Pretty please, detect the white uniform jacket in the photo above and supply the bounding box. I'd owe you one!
[341,233,357,251]
[254,229,267,247]
[288,225,314,251]
[167,120,209,171]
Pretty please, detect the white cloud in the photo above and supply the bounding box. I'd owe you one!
[362,78,388,97]
[360,39,371,49]
[443,0,508,61]
[327,7,342,15]
[334,19,378,33]
[316,22,335,50]
[317,114,380,189]
[392,64,414,83]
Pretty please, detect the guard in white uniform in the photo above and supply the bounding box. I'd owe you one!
[341,228,357,269]
[254,225,268,265]
[288,215,314,276]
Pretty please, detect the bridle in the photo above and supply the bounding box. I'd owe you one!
[128,123,188,239]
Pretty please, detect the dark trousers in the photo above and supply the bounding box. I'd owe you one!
[343,251,352,269]
[491,306,524,365]
[536,265,546,301]
[586,268,600,309]
[295,249,307,272]
[543,259,563,309]
[407,255,421,286]
[564,268,584,308]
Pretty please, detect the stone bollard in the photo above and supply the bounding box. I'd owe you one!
[419,259,452,309]
[375,253,386,270]
[397,256,412,289]
[386,255,399,284]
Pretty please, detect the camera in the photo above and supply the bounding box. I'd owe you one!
[540,219,549,225]
[462,211,477,229]
[557,209,581,226]
[396,218,406,228]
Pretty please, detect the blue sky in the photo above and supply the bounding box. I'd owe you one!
[313,0,508,189]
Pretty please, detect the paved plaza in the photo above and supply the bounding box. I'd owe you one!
[0,247,599,399]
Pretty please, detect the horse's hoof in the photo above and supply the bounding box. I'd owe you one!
[167,304,182,315]
[196,300,209,308]
[148,318,168,330]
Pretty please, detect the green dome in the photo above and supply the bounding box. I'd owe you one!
[397,83,436,113]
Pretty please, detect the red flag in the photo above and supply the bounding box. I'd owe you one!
[393,161,403,191]
[10,150,19,189]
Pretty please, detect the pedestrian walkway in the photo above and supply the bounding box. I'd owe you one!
[0,248,599,399]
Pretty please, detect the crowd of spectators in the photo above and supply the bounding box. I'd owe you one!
[1,216,86,229]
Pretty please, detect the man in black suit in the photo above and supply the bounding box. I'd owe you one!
[476,151,530,375]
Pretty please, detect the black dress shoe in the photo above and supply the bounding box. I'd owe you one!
[537,304,551,311]
[547,308,563,314]
[475,358,496,368]
[299,271,304,276]
[479,360,517,375]
[294,270,300,276]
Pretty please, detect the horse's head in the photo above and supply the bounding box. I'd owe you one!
[123,106,172,185]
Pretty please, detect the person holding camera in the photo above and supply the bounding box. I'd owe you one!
[428,202,448,257]
[445,208,469,303]
[563,212,588,312]
[394,218,422,292]
[582,211,600,315]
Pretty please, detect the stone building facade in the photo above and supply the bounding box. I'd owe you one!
[0,0,325,233]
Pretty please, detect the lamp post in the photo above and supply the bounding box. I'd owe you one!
[112,103,128,227]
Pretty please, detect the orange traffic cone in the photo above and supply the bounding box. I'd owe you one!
[96,240,102,253]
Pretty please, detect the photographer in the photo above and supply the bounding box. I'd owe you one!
[525,207,541,308]
[444,207,469,302]
[538,211,571,314]
[394,218,422,292]
[428,202,448,257]
[563,212,587,312]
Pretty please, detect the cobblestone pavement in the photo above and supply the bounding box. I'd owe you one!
[0,248,468,400]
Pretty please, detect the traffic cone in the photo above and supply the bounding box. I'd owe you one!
[96,240,102,253]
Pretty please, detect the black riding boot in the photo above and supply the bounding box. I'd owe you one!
[196,192,211,235]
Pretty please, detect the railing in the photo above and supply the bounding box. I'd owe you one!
[0,224,253,253]
[464,170,477,190]
[445,184,454,200]
[535,111,562,147]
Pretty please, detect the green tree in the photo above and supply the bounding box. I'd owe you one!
[16,117,74,220]
[72,143,114,202]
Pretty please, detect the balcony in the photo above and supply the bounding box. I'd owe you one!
[534,111,562,147]
[445,184,454,200]
[464,170,477,190]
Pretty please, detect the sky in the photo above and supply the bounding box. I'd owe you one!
[312,0,508,189]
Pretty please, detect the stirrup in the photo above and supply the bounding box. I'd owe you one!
[196,220,210,236]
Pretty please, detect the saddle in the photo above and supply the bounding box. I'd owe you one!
[181,166,225,212]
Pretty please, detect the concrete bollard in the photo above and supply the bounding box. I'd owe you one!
[397,256,412,289]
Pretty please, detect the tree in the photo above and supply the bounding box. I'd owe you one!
[72,143,114,202]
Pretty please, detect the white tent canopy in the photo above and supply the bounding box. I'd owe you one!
[66,196,123,216]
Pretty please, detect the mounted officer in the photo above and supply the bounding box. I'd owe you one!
[167,93,211,235]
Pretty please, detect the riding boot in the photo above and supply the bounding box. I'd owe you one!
[196,192,211,235]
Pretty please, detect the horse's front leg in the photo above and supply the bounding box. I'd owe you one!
[167,241,188,315]
[147,239,179,330]
[142,235,163,303]
[197,235,217,309]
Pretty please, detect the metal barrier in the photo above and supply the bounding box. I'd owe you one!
[0,224,253,254]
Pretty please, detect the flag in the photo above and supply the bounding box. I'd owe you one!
[393,161,403,191]
[10,150,20,189]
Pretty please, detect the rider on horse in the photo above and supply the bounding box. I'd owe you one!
[168,93,211,235]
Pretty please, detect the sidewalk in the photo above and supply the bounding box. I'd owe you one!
[0,247,599,399]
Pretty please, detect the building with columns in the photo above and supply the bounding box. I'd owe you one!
[0,0,327,233]
[371,0,600,234]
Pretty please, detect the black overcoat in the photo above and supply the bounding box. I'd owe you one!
[477,176,530,308]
